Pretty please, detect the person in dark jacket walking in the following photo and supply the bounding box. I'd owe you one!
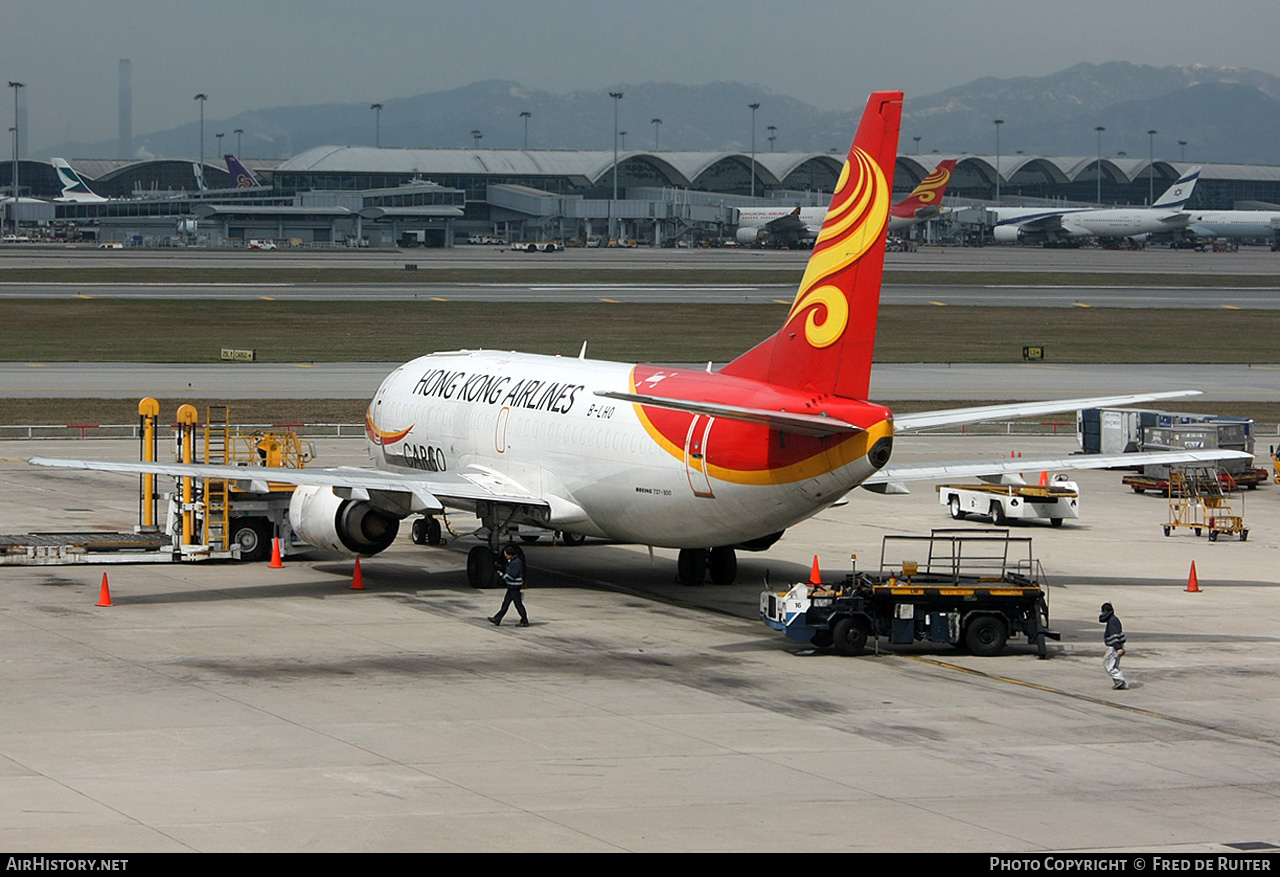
[488,545,529,627]
[1099,602,1127,689]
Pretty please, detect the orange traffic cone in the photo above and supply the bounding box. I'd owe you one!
[351,557,365,591]
[809,555,822,585]
[1186,561,1201,593]
[96,572,113,607]
[269,537,284,568]
[1039,470,1049,487]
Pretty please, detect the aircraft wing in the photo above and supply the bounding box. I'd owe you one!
[1002,213,1067,233]
[27,457,547,516]
[862,448,1254,494]
[893,391,1202,433]
[758,209,806,235]
[595,390,861,437]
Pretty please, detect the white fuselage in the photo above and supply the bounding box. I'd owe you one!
[1185,210,1280,239]
[363,350,885,549]
[993,206,1190,239]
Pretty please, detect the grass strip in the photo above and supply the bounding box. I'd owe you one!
[3,300,1279,364]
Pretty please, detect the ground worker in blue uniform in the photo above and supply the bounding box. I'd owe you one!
[1099,602,1127,689]
[489,545,529,627]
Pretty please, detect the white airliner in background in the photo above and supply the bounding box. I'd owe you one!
[51,158,109,203]
[992,167,1200,244]
[1180,209,1280,243]
[735,158,957,245]
[31,93,1246,588]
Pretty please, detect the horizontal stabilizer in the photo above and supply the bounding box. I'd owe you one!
[595,391,862,437]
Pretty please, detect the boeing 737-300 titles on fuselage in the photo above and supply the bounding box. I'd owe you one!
[31,93,1247,588]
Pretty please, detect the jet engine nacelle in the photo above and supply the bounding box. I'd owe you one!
[992,225,1025,243]
[736,226,765,245]
[288,484,401,556]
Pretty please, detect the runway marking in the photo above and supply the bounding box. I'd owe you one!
[24,363,45,368]
[1222,305,1241,310]
[259,295,275,301]
[1019,364,1069,370]
[431,297,449,302]
[1072,302,1092,308]
[929,301,948,307]
[773,299,791,305]
[291,364,315,369]
[599,298,621,303]
[905,655,1279,747]
[76,293,94,300]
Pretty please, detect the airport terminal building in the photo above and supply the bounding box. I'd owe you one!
[7,148,1280,247]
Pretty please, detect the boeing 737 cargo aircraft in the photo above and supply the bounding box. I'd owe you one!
[31,93,1246,588]
[992,167,1200,244]
[735,158,957,245]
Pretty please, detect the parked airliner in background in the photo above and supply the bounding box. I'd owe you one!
[51,159,109,203]
[734,158,957,245]
[225,155,263,188]
[992,167,1200,244]
[1179,209,1280,243]
[31,93,1246,589]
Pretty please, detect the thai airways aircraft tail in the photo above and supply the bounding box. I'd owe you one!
[1152,167,1200,208]
[720,91,902,401]
[51,158,108,203]
[225,154,262,188]
[891,159,956,221]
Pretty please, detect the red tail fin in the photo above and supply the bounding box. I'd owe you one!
[893,159,956,215]
[721,90,902,401]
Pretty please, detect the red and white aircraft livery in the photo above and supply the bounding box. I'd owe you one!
[31,92,1245,587]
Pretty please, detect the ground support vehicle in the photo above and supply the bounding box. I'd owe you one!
[760,530,1059,657]
[1271,445,1280,485]
[1164,466,1248,542]
[1124,468,1268,494]
[937,479,1078,526]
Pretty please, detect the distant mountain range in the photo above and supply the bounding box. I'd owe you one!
[39,63,1280,166]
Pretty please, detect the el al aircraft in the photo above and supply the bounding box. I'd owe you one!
[734,158,957,246]
[31,93,1247,587]
[991,167,1200,245]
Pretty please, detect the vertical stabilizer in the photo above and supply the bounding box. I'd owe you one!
[894,159,956,215]
[1152,166,1200,209]
[720,90,903,400]
[225,155,262,188]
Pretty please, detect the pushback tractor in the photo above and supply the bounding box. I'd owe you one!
[760,530,1060,657]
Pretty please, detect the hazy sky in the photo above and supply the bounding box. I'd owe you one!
[4,0,1280,153]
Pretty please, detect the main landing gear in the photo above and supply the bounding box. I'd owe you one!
[411,516,443,546]
[676,547,737,585]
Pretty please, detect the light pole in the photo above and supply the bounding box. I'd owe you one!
[749,102,760,197]
[520,111,530,148]
[1179,139,1187,162]
[194,93,207,190]
[620,131,627,150]
[215,132,224,161]
[1147,129,1157,205]
[993,119,1003,203]
[652,118,661,150]
[913,135,921,154]
[610,91,623,239]
[1095,126,1105,204]
[234,128,243,156]
[7,81,22,235]
[371,104,382,147]
[768,125,776,152]
[471,129,482,148]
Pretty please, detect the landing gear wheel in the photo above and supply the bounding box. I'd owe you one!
[557,531,586,546]
[965,616,1008,657]
[412,517,443,546]
[990,501,1007,526]
[1050,518,1063,528]
[708,547,737,585]
[466,546,498,589]
[231,518,272,563]
[831,617,869,657]
[677,548,708,585]
[949,496,964,520]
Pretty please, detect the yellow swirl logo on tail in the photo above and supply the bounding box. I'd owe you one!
[786,147,889,349]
